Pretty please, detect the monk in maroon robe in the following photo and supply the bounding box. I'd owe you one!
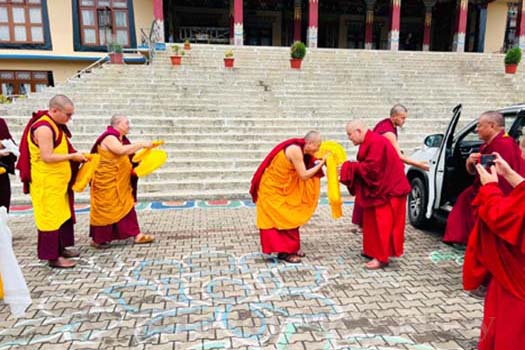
[0,118,17,211]
[464,154,525,350]
[340,120,411,269]
[444,111,525,244]
[352,104,428,226]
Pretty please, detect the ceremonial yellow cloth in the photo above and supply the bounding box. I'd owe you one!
[28,115,71,231]
[90,147,134,226]
[256,150,320,229]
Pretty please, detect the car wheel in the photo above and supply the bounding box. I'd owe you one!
[408,177,431,229]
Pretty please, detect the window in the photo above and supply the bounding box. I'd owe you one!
[0,0,44,44]
[0,70,53,97]
[78,0,131,47]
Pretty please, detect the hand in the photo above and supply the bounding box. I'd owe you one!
[70,152,88,163]
[321,153,330,164]
[0,149,10,157]
[141,142,154,149]
[419,161,430,172]
[492,152,512,177]
[467,152,481,166]
[475,163,498,185]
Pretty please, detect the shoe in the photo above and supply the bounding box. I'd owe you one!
[90,241,111,250]
[468,286,487,300]
[134,233,155,244]
[277,253,302,264]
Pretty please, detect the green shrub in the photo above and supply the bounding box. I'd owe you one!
[505,47,522,65]
[108,42,123,53]
[290,41,306,60]
[224,50,234,58]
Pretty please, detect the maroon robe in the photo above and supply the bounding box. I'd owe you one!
[463,182,525,350]
[444,131,525,244]
[341,130,411,262]
[352,118,398,226]
[0,118,16,211]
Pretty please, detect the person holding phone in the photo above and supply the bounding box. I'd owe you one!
[464,153,525,350]
[444,111,525,245]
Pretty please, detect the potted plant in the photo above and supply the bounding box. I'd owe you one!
[504,47,521,74]
[224,50,234,68]
[170,44,184,65]
[290,41,306,69]
[108,42,124,64]
[184,39,191,50]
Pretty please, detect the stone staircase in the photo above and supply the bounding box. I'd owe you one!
[2,44,525,204]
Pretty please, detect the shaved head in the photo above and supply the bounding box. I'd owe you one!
[479,111,505,128]
[303,130,322,155]
[390,104,408,117]
[49,94,73,110]
[111,114,127,127]
[346,120,369,145]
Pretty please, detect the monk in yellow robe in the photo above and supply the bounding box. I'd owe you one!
[17,95,87,268]
[250,131,327,263]
[89,114,154,248]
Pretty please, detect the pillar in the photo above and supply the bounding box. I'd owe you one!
[364,0,376,49]
[234,0,243,46]
[452,0,468,52]
[388,0,401,50]
[153,0,165,42]
[307,0,318,48]
[422,0,436,51]
[294,0,302,42]
[518,1,525,49]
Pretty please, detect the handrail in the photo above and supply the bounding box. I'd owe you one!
[65,55,108,83]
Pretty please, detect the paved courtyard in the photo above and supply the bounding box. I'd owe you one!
[0,201,481,350]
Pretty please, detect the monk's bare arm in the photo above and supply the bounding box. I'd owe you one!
[101,135,151,156]
[383,132,429,171]
[34,127,86,163]
[286,145,326,181]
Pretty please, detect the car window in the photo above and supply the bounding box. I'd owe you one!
[459,112,517,143]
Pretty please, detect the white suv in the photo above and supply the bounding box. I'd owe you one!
[405,104,525,229]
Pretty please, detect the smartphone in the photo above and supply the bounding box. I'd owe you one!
[480,154,496,167]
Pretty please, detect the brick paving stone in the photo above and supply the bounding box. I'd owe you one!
[0,206,487,349]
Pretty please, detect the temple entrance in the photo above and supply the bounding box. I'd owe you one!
[431,0,456,51]
[399,0,425,50]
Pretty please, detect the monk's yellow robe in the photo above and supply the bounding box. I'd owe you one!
[90,147,135,226]
[28,115,71,231]
[256,150,320,229]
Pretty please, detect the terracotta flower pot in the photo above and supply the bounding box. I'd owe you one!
[109,53,123,64]
[170,55,182,65]
[505,63,518,74]
[184,43,191,50]
[290,58,302,69]
[224,57,234,68]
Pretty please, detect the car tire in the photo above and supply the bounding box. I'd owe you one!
[408,177,431,229]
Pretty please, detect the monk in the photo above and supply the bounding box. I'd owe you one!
[250,131,327,264]
[89,114,155,249]
[352,104,428,227]
[340,120,411,269]
[444,111,525,244]
[464,153,525,350]
[16,95,87,268]
[0,118,17,211]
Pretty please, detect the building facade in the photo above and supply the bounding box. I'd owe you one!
[0,0,522,96]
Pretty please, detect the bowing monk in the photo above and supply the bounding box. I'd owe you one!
[352,104,428,226]
[17,95,86,268]
[250,131,327,264]
[0,118,17,211]
[89,114,155,249]
[340,120,411,269]
[444,111,525,244]
[464,154,525,350]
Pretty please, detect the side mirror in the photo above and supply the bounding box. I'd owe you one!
[424,134,444,148]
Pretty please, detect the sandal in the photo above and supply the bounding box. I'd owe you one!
[61,248,80,258]
[296,250,306,258]
[90,241,111,250]
[134,233,155,244]
[364,259,388,270]
[277,253,302,264]
[48,257,76,269]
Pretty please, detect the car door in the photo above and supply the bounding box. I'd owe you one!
[429,104,462,216]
